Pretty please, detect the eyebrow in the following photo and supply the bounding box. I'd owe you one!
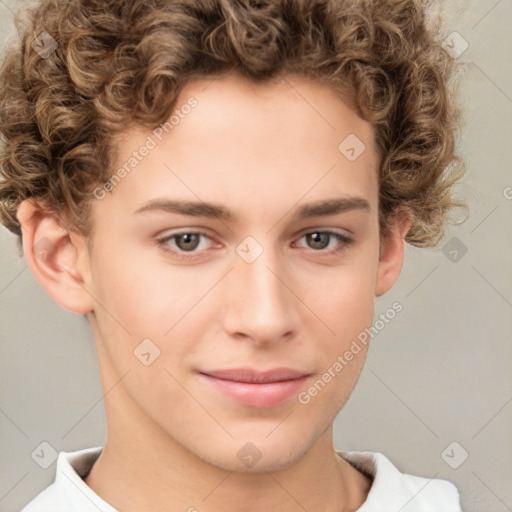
[134,196,371,221]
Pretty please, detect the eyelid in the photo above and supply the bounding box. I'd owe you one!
[155,227,354,260]
[155,229,219,250]
[292,229,354,250]
[293,225,354,239]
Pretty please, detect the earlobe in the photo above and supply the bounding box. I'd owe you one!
[16,199,94,314]
[375,210,412,297]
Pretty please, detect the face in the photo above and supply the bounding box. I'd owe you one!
[79,73,389,471]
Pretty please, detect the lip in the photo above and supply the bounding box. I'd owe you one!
[198,367,311,408]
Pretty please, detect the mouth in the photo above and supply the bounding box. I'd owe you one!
[198,367,312,408]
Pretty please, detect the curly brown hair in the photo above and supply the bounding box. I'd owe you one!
[0,0,466,249]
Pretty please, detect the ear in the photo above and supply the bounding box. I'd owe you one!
[375,208,412,297]
[16,199,94,314]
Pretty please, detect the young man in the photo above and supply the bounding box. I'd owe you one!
[0,0,465,510]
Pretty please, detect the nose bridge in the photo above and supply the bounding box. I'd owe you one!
[223,236,298,344]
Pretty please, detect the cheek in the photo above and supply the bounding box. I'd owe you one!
[297,269,375,412]
[88,243,214,368]
[305,257,377,342]
[89,232,378,369]
[90,241,186,324]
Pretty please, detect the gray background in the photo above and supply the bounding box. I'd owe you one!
[0,0,511,510]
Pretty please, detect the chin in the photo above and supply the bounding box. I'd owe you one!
[188,429,318,474]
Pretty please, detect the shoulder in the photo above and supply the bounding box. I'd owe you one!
[337,450,461,512]
[21,481,70,512]
[21,446,116,512]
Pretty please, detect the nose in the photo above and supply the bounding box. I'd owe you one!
[222,242,300,347]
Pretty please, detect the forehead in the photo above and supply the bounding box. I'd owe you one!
[106,73,379,223]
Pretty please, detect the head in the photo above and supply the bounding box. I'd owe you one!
[0,0,464,472]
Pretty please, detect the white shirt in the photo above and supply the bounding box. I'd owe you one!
[21,447,461,511]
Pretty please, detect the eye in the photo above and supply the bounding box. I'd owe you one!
[156,231,215,259]
[155,228,354,261]
[295,230,353,254]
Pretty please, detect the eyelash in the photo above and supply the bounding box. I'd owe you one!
[155,229,354,261]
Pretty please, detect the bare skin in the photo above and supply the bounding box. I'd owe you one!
[17,72,410,511]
